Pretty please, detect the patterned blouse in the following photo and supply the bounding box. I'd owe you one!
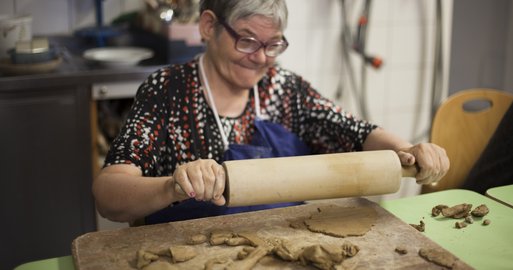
[104,58,378,176]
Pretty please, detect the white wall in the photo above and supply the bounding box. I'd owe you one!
[282,0,453,200]
[2,0,143,35]
[282,0,453,142]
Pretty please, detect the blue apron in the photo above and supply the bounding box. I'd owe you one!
[145,56,310,224]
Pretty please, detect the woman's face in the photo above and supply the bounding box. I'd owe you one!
[205,14,284,91]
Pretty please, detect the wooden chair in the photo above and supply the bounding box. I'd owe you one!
[422,88,513,193]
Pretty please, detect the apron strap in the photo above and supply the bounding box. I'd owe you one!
[253,85,261,118]
[199,54,260,151]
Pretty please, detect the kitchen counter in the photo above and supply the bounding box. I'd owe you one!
[0,35,167,92]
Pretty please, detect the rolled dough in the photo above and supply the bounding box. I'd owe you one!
[304,206,377,237]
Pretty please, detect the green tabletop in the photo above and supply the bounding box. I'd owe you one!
[380,189,513,270]
[13,256,74,270]
[487,184,513,208]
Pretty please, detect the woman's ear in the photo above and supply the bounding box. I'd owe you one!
[198,10,217,42]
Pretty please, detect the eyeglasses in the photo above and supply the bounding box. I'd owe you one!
[218,17,289,57]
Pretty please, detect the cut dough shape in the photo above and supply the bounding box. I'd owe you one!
[237,247,256,260]
[225,246,269,270]
[169,245,197,263]
[209,231,233,245]
[299,243,358,270]
[186,233,207,245]
[137,250,159,269]
[418,248,456,268]
[236,232,269,248]
[273,240,305,261]
[304,206,377,237]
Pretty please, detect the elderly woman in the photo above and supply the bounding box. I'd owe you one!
[93,0,449,224]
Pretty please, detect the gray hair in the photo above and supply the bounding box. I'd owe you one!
[200,0,288,31]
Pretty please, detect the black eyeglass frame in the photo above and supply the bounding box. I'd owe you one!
[217,17,289,57]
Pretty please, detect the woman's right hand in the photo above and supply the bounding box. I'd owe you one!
[172,159,226,206]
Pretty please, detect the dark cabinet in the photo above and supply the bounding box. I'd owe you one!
[0,86,96,269]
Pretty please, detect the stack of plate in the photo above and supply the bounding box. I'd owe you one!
[82,47,154,68]
[0,37,62,75]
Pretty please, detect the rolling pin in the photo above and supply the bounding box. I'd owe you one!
[222,150,417,206]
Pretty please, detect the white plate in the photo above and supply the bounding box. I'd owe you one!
[83,47,154,67]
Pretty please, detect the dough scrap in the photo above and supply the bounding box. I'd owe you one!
[395,246,408,255]
[225,246,269,270]
[237,246,256,260]
[186,233,207,245]
[410,220,425,232]
[455,221,467,229]
[418,248,456,268]
[209,231,233,245]
[236,231,270,248]
[471,204,489,217]
[299,243,358,270]
[209,230,268,248]
[274,241,359,270]
[340,241,359,257]
[432,205,448,217]
[304,206,377,237]
[136,250,159,269]
[226,237,252,246]
[169,245,197,263]
[273,240,305,261]
[441,204,472,219]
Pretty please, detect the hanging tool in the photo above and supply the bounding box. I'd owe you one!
[352,2,383,70]
[336,0,383,120]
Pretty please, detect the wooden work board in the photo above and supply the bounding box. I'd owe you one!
[72,198,471,269]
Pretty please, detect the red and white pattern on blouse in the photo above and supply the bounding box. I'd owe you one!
[105,58,377,177]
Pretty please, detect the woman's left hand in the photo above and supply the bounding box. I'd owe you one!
[396,142,450,185]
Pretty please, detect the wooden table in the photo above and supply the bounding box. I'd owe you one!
[19,189,512,269]
[380,189,513,270]
[70,197,469,269]
[486,184,513,208]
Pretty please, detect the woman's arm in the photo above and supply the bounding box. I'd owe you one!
[363,127,450,185]
[362,127,413,151]
[92,164,182,222]
[93,160,226,223]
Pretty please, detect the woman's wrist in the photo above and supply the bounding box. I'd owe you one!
[164,176,188,206]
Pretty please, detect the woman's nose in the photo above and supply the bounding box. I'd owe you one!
[249,47,268,64]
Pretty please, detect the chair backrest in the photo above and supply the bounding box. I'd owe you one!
[422,88,513,193]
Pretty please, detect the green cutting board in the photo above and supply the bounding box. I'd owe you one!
[381,189,513,270]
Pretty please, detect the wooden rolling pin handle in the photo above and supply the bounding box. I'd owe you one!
[401,164,419,178]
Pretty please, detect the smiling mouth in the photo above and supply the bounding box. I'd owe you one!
[239,62,268,73]
[238,63,260,70]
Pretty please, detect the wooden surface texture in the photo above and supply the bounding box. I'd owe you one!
[72,198,471,269]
